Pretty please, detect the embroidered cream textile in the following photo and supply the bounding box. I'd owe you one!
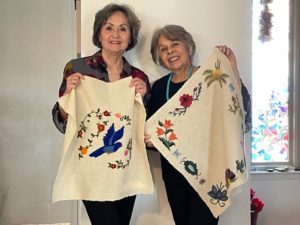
[53,76,153,202]
[146,48,247,217]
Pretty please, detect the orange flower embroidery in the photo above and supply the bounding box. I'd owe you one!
[163,119,173,129]
[80,147,88,155]
[115,113,122,118]
[157,119,177,151]
[156,127,165,136]
[168,132,177,141]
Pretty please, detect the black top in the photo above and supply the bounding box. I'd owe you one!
[147,74,185,118]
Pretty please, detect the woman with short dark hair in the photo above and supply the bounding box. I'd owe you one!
[92,3,141,51]
[52,3,150,225]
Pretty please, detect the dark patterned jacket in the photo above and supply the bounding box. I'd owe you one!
[52,51,151,133]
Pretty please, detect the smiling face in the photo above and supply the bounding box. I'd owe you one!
[99,11,131,55]
[157,35,191,72]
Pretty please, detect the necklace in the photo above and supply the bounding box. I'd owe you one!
[107,60,124,82]
[166,64,193,100]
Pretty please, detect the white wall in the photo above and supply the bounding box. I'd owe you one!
[251,173,300,225]
[0,0,77,224]
[80,1,252,225]
[0,0,252,224]
[1,1,300,225]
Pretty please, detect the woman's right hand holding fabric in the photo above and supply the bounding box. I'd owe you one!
[64,73,85,95]
[59,73,85,121]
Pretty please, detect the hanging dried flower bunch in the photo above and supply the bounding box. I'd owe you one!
[259,0,273,42]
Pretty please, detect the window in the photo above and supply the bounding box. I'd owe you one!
[251,0,300,168]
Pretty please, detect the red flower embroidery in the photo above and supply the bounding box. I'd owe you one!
[168,83,202,116]
[97,124,105,132]
[77,130,83,138]
[110,164,117,169]
[103,110,110,116]
[179,94,193,108]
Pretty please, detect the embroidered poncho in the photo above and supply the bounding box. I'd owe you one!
[53,76,153,202]
[145,48,247,217]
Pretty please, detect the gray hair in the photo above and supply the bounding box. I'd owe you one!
[92,3,141,51]
[150,25,196,66]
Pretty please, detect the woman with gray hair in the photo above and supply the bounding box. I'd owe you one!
[52,3,150,225]
[145,25,251,225]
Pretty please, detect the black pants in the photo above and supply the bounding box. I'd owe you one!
[83,195,136,225]
[162,157,219,225]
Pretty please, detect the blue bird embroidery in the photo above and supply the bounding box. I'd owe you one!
[89,123,124,158]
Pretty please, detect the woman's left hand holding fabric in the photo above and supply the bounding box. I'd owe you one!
[129,77,147,97]
[216,45,242,90]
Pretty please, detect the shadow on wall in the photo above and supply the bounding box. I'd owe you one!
[0,191,6,224]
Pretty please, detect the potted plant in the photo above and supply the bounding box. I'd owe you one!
[250,188,264,225]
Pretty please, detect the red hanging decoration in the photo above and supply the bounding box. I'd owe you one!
[259,0,273,42]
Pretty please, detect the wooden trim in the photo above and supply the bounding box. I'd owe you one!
[76,0,81,57]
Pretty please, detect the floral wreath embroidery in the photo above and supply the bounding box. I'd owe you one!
[108,138,132,169]
[203,59,230,88]
[156,119,205,184]
[76,109,132,169]
[77,109,110,159]
[169,82,202,116]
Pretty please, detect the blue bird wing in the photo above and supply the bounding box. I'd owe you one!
[113,142,123,152]
[103,123,116,145]
[105,142,123,153]
[89,146,106,158]
[111,126,124,144]
[103,124,124,145]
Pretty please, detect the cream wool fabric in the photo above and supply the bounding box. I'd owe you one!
[53,76,153,202]
[146,48,247,217]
